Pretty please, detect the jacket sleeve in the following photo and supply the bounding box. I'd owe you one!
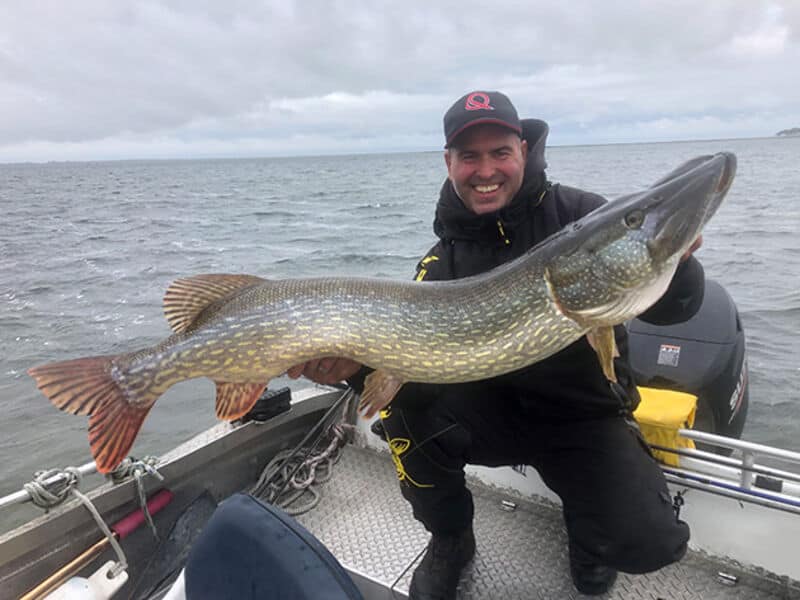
[413,241,451,282]
[637,255,705,325]
[571,189,607,220]
[345,364,372,394]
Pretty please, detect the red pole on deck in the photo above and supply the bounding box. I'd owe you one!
[20,489,174,600]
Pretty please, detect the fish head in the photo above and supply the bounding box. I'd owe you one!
[543,152,736,326]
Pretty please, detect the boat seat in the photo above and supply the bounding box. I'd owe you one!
[180,493,363,600]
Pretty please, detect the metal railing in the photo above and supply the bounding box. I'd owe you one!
[0,461,98,510]
[658,428,800,515]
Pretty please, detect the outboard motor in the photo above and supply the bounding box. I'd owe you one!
[627,279,748,442]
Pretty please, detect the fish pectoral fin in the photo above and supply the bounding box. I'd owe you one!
[163,274,266,334]
[586,326,619,382]
[358,370,404,419]
[214,381,267,420]
[28,354,155,474]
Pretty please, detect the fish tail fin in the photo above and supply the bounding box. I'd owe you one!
[28,355,155,474]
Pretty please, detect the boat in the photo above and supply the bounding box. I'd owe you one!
[1,279,799,600]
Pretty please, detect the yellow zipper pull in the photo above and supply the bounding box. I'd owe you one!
[496,220,511,245]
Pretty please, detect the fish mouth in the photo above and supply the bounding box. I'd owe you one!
[646,152,736,262]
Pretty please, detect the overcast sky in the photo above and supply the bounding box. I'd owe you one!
[1,1,798,162]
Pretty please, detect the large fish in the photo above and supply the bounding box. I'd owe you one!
[29,153,736,473]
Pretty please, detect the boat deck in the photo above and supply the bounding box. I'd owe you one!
[297,444,799,600]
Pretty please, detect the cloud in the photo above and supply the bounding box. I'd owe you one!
[1,1,798,161]
[726,3,790,57]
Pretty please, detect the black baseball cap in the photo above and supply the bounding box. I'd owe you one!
[443,91,522,148]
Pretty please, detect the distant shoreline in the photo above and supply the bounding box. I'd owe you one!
[0,135,791,167]
[776,128,800,137]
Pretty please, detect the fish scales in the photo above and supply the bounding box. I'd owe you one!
[133,266,579,389]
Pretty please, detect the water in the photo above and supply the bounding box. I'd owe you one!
[1,137,798,515]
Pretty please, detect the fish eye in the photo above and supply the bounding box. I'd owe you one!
[624,210,644,229]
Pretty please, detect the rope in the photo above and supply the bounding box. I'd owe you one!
[71,488,128,577]
[23,467,83,510]
[250,389,355,516]
[22,466,129,576]
[110,456,163,539]
[251,423,352,515]
[109,455,161,484]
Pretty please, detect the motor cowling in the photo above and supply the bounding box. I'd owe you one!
[626,279,748,442]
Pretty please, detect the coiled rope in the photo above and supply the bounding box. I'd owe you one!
[250,388,355,515]
[251,423,353,515]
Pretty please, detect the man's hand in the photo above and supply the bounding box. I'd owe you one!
[680,235,702,262]
[286,357,362,386]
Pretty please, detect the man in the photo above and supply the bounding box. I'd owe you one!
[289,91,700,599]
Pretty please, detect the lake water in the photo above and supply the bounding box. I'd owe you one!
[1,136,798,519]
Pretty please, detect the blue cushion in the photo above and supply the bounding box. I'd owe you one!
[185,493,363,600]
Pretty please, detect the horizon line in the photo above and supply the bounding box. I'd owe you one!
[0,133,791,167]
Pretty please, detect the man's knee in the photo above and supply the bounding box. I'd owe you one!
[380,406,473,533]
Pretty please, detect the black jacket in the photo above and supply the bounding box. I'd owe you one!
[360,119,705,418]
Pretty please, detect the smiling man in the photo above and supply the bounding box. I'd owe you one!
[443,93,528,215]
[291,91,704,599]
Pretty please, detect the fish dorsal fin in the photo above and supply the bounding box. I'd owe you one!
[163,274,266,334]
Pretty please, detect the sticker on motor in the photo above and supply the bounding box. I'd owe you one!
[657,344,681,367]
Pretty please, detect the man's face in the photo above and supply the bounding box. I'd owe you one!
[445,125,528,215]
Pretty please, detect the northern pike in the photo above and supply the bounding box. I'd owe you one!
[29,153,736,473]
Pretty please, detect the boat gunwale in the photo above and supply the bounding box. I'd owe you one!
[0,387,343,597]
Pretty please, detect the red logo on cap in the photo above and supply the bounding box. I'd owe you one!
[464,92,493,111]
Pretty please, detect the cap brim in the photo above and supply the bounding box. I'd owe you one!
[445,118,523,147]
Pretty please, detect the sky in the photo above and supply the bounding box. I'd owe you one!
[1,1,798,162]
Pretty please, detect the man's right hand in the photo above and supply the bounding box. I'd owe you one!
[286,357,362,386]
